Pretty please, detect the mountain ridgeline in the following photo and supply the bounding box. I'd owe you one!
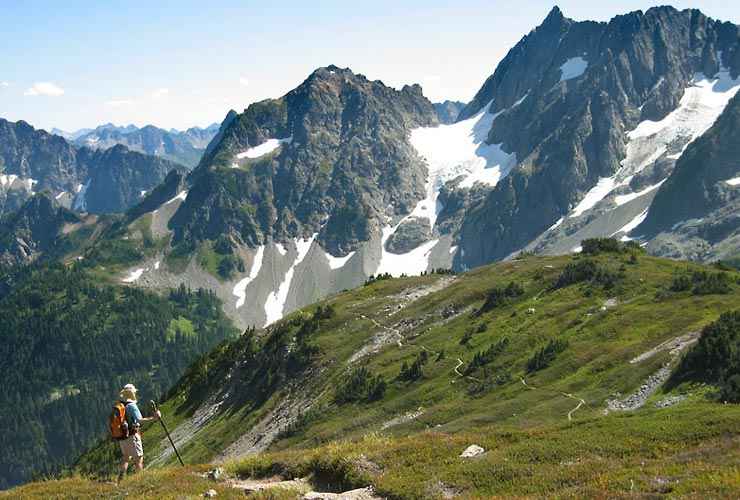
[68,122,220,168]
[0,118,187,215]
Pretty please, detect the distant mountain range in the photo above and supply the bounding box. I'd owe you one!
[0,118,186,216]
[52,122,220,167]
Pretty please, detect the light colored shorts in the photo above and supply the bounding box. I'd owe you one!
[119,433,144,460]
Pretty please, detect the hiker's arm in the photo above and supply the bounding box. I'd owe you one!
[139,411,161,423]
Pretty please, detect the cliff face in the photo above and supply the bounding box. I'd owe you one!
[0,194,79,268]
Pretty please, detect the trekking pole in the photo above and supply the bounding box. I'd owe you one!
[150,400,185,466]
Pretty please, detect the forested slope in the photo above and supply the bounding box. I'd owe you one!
[0,263,238,488]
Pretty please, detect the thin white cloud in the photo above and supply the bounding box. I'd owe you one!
[0,81,9,88]
[239,76,250,87]
[24,82,65,97]
[151,88,169,99]
[105,99,134,108]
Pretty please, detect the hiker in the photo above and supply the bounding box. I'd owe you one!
[112,383,160,483]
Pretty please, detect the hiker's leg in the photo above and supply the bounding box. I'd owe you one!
[135,456,144,472]
[117,459,128,483]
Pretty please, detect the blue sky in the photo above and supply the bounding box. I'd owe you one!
[1,1,738,132]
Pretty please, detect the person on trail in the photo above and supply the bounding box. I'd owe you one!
[116,384,160,483]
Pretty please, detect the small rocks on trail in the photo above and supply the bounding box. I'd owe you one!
[460,444,485,458]
[207,467,223,481]
[303,487,380,499]
[655,394,687,408]
[606,365,672,412]
[203,489,218,498]
[381,407,424,430]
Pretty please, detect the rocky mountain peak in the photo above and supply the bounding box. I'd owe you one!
[172,65,438,255]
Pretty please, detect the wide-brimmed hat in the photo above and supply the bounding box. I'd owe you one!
[119,383,138,402]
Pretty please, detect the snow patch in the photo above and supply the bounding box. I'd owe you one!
[375,225,439,277]
[165,190,188,205]
[613,209,649,239]
[73,180,91,211]
[570,177,616,217]
[0,174,18,189]
[264,234,317,325]
[559,57,588,82]
[548,217,564,231]
[449,245,458,255]
[154,261,160,270]
[324,249,355,270]
[236,136,292,160]
[614,180,665,206]
[233,245,265,309]
[55,191,66,200]
[122,268,145,283]
[275,243,287,256]
[408,98,521,227]
[725,176,740,186]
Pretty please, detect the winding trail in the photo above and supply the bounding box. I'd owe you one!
[453,358,482,383]
[521,377,588,422]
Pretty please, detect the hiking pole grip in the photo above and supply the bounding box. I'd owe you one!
[150,400,185,467]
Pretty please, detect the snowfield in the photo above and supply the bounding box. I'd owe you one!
[408,99,522,228]
[559,56,588,81]
[233,245,265,309]
[726,177,740,186]
[264,234,316,326]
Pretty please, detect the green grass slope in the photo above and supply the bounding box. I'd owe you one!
[63,242,740,498]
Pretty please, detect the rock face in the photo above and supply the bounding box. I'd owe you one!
[0,194,79,268]
[433,100,466,124]
[0,118,186,214]
[456,6,740,266]
[172,65,438,255]
[70,122,220,167]
[385,217,432,254]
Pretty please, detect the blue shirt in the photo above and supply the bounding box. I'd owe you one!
[124,401,143,428]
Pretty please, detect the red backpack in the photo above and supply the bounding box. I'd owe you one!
[109,401,130,440]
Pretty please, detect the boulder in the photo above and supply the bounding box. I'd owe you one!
[460,444,485,458]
